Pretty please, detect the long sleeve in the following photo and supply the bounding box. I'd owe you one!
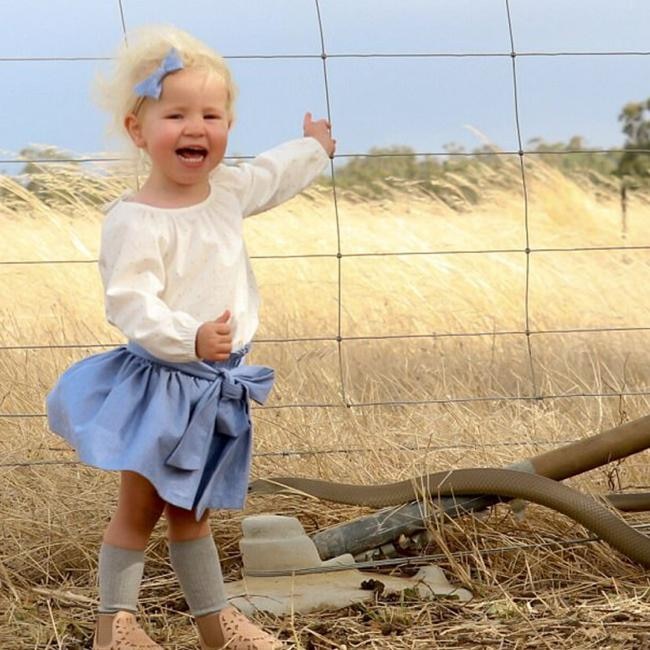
[99,211,202,362]
[222,136,330,218]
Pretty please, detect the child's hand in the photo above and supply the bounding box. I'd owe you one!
[303,112,336,157]
[195,310,233,361]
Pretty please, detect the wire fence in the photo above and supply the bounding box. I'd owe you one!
[2,0,650,470]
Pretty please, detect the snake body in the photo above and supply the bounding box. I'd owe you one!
[249,468,650,567]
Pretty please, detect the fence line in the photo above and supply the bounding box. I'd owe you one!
[4,324,650,354]
[3,147,650,166]
[2,0,649,470]
[3,50,650,64]
[3,387,650,422]
[0,437,592,469]
[5,244,650,268]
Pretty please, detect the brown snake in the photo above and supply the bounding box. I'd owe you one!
[249,468,650,567]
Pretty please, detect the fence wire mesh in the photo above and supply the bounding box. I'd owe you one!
[2,0,650,470]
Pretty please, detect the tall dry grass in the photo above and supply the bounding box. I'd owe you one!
[1,156,649,648]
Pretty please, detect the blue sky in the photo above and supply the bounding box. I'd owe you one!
[1,0,650,171]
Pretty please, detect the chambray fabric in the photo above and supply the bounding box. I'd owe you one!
[133,48,184,100]
[46,342,274,519]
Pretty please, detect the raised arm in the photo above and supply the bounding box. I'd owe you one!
[223,112,335,218]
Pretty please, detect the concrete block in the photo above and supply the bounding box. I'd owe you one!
[226,514,472,615]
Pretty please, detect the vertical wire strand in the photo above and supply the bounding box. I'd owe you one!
[505,0,539,400]
[314,0,348,406]
[116,0,141,191]
[117,0,128,46]
[6,8,649,434]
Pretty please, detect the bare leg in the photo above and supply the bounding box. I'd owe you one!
[165,503,210,542]
[104,471,166,549]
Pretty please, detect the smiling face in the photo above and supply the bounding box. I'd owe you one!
[125,67,231,200]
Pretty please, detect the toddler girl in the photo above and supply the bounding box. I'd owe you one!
[47,25,335,650]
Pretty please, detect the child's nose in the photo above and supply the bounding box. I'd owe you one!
[183,115,205,135]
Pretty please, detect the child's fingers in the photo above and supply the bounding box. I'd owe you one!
[214,323,231,336]
[210,343,232,361]
[214,309,231,323]
[201,340,231,358]
[303,112,313,129]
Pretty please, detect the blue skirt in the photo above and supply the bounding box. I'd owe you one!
[46,342,274,519]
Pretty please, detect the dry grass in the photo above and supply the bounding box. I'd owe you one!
[1,157,649,648]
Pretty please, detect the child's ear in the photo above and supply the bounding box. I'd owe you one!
[124,113,145,148]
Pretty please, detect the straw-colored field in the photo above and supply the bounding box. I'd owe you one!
[1,158,649,648]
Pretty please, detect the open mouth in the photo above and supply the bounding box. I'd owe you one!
[176,146,208,162]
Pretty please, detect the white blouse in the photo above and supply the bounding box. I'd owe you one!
[99,137,330,362]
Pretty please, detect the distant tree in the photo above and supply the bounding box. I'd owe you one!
[0,146,68,210]
[15,145,112,209]
[322,123,641,207]
[616,98,650,182]
[332,145,427,197]
[526,136,619,179]
[614,99,650,236]
[18,145,76,200]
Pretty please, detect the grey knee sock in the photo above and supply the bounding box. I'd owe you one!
[168,535,228,617]
[97,543,145,613]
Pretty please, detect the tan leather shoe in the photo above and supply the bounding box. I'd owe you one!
[92,611,162,649]
[196,607,283,650]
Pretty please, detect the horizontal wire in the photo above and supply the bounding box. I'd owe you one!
[0,156,122,164]
[0,154,258,165]
[2,50,650,64]
[5,243,650,266]
[256,244,650,257]
[3,325,650,353]
[3,147,650,165]
[256,326,650,343]
[334,148,650,157]
[0,54,322,62]
[0,152,297,165]
[0,56,114,62]
[0,437,586,469]
[516,50,650,57]
[328,50,650,58]
[4,388,650,420]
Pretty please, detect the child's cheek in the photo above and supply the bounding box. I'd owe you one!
[160,124,181,149]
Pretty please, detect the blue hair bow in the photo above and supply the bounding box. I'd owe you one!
[134,47,184,100]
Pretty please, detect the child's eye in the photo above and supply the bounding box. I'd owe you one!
[166,114,183,119]
[205,114,222,120]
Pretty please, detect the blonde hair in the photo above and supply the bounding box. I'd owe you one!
[94,25,237,147]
